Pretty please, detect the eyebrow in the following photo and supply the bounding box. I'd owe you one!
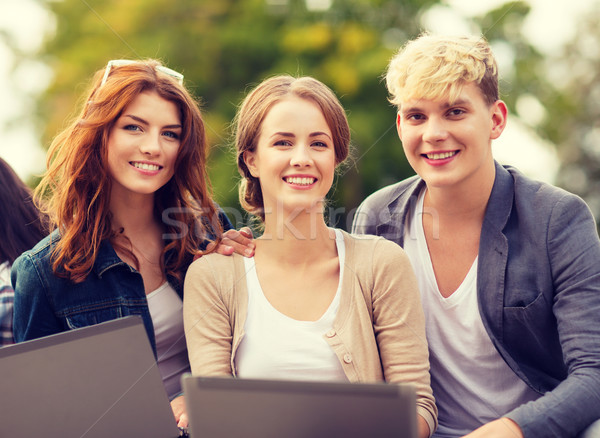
[269,131,332,139]
[401,98,471,115]
[123,114,182,130]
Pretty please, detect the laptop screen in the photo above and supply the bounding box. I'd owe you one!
[0,316,180,438]
[183,375,417,438]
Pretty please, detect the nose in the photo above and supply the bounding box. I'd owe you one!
[139,132,161,156]
[290,144,313,167]
[423,116,449,143]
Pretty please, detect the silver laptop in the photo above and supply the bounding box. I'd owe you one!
[0,315,181,438]
[182,375,417,438]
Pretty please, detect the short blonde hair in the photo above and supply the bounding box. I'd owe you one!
[386,33,499,108]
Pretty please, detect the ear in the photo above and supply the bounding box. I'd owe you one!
[243,150,259,178]
[490,100,508,140]
[396,112,402,141]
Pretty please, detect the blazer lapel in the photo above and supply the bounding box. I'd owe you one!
[375,177,425,248]
[478,162,514,343]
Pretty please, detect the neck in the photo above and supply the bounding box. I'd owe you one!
[109,190,159,237]
[424,161,496,221]
[258,208,336,263]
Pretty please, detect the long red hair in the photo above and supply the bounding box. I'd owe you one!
[36,59,221,282]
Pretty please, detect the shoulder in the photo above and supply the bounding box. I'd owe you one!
[11,231,58,275]
[185,252,244,285]
[353,176,422,235]
[341,230,411,269]
[506,166,593,223]
[357,175,420,213]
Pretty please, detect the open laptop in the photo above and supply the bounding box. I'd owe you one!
[182,375,417,438]
[0,315,181,438]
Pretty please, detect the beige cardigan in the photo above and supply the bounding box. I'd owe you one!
[183,229,437,433]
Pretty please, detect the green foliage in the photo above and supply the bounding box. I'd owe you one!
[38,0,435,229]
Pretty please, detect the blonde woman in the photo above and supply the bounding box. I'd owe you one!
[184,75,437,437]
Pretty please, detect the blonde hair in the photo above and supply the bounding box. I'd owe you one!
[234,75,350,221]
[386,33,499,108]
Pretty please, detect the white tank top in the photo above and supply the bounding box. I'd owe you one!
[235,229,347,382]
[146,282,190,399]
[403,189,539,437]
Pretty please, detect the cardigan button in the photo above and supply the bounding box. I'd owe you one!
[326,329,336,338]
[343,353,352,364]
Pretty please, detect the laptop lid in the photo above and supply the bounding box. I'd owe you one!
[182,375,417,438]
[0,315,180,438]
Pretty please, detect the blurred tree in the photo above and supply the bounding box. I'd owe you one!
[471,1,600,230]
[550,4,600,225]
[37,0,437,231]
[39,0,595,232]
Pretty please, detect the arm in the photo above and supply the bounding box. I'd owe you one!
[11,253,63,342]
[183,256,235,376]
[370,239,437,437]
[505,194,600,437]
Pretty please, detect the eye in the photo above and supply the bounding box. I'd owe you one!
[447,108,466,117]
[163,131,180,140]
[124,124,142,132]
[311,140,329,148]
[273,139,293,147]
[406,113,425,122]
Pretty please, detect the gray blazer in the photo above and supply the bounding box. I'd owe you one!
[352,161,600,437]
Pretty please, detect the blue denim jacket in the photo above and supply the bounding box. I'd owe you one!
[12,212,232,357]
[353,162,600,437]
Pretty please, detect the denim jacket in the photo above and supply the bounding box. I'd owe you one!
[352,162,600,437]
[12,212,232,357]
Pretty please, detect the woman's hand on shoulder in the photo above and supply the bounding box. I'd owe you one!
[216,227,255,257]
[195,227,255,260]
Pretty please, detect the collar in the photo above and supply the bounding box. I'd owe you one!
[483,161,515,233]
[92,239,133,278]
[374,175,424,246]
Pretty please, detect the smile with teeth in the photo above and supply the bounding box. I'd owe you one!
[131,162,161,171]
[284,176,315,185]
[424,151,458,160]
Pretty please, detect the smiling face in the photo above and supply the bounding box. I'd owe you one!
[106,90,182,203]
[397,82,507,191]
[244,95,336,217]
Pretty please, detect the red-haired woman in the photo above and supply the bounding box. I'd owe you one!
[11,59,231,426]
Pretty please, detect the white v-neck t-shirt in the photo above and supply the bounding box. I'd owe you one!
[234,228,347,382]
[403,189,538,437]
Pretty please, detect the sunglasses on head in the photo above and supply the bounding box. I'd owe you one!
[100,59,184,87]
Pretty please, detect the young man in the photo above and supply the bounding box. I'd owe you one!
[352,34,600,438]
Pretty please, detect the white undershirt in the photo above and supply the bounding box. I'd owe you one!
[146,282,190,399]
[235,228,347,382]
[403,188,539,437]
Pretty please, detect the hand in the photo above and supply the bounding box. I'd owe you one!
[216,227,255,257]
[170,395,188,428]
[462,418,524,438]
[417,414,430,438]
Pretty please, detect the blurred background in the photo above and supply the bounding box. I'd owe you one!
[1,0,599,231]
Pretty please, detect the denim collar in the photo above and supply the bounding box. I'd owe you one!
[92,239,133,278]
